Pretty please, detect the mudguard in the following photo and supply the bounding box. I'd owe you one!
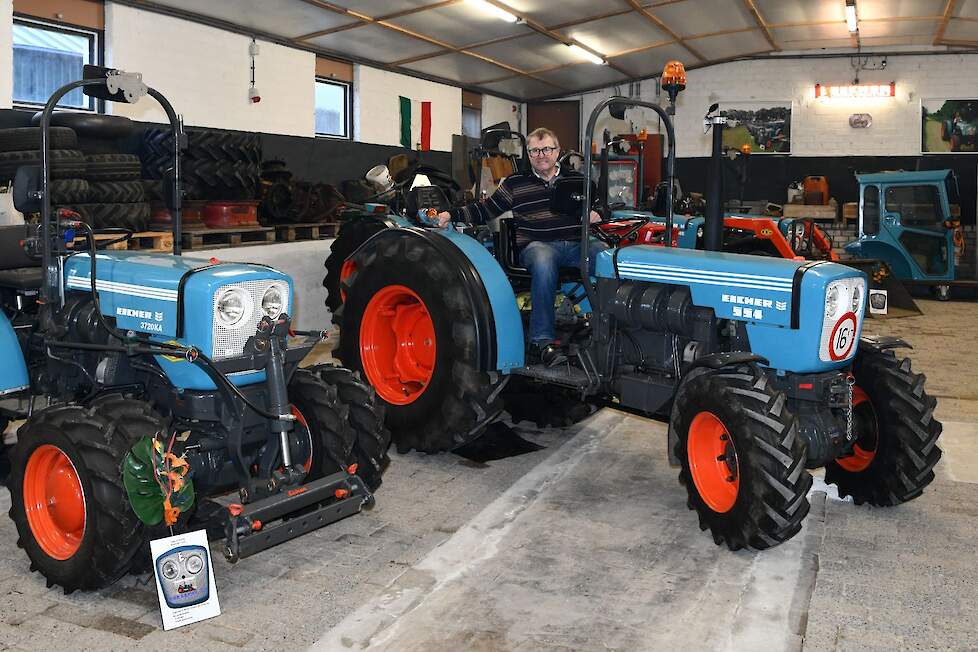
[0,311,28,395]
[844,240,914,279]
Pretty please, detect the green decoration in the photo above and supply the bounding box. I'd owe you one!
[122,437,195,526]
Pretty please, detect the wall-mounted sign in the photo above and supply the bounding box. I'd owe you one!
[849,113,873,128]
[816,82,895,99]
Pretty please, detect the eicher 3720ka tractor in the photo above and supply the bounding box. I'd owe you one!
[334,69,942,550]
[0,67,390,592]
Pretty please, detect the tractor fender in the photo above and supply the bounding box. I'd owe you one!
[371,227,525,373]
[844,239,914,279]
[0,311,28,395]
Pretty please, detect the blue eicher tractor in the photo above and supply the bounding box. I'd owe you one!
[0,68,389,592]
[845,169,971,300]
[333,94,942,551]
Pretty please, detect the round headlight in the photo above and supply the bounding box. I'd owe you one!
[261,284,286,319]
[825,285,840,318]
[216,287,251,328]
[851,283,863,312]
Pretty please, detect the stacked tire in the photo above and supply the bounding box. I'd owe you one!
[141,128,261,201]
[0,127,87,215]
[73,154,150,231]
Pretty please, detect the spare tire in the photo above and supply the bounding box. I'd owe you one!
[49,178,90,204]
[73,202,151,231]
[87,180,147,203]
[84,154,141,182]
[0,149,86,182]
[31,112,134,140]
[0,127,77,153]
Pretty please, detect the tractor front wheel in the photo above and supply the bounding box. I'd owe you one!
[7,403,163,592]
[673,364,812,550]
[825,347,942,505]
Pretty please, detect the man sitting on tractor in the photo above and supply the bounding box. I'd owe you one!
[437,127,603,363]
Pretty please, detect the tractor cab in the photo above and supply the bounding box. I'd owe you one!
[846,169,958,283]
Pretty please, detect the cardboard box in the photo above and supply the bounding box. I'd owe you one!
[782,200,838,221]
[842,202,858,222]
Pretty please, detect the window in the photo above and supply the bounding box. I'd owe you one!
[13,17,99,111]
[462,106,482,139]
[315,78,351,139]
[884,185,944,229]
[862,185,879,235]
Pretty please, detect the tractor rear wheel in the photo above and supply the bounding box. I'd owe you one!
[306,364,392,491]
[825,347,941,505]
[673,364,812,550]
[7,402,165,592]
[323,217,390,313]
[336,234,505,453]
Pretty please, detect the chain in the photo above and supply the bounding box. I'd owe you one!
[846,373,855,441]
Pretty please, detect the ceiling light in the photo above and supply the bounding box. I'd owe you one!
[815,82,895,99]
[465,0,518,23]
[845,0,858,32]
[567,44,606,65]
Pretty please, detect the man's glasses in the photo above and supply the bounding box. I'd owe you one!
[527,146,558,157]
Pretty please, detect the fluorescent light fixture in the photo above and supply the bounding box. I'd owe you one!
[815,82,895,99]
[465,0,518,23]
[567,44,606,65]
[845,0,858,32]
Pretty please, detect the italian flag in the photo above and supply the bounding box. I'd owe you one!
[399,96,432,151]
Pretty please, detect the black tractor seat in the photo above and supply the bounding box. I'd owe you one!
[496,217,581,283]
[0,267,43,291]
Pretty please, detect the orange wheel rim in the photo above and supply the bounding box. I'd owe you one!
[360,284,436,405]
[837,386,878,472]
[23,444,86,560]
[687,412,740,513]
[291,406,313,473]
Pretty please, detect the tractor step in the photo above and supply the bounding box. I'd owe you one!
[511,363,596,390]
[222,470,373,563]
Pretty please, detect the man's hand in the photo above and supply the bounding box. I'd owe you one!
[436,211,452,228]
[589,210,602,224]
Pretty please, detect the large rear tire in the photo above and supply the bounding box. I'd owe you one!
[306,364,392,491]
[673,364,812,550]
[7,401,165,592]
[825,348,942,505]
[336,233,505,453]
[323,217,390,313]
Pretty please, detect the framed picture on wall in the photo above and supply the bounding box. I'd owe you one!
[720,101,792,154]
[921,98,978,153]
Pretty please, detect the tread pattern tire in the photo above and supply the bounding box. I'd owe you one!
[71,202,151,231]
[336,233,506,453]
[825,348,942,505]
[306,364,392,491]
[140,129,261,201]
[83,154,141,182]
[323,217,390,312]
[673,364,812,550]
[7,400,166,592]
[49,178,90,204]
[288,368,357,480]
[0,127,77,153]
[87,180,147,203]
[0,149,85,182]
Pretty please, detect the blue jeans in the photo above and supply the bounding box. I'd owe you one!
[519,239,607,345]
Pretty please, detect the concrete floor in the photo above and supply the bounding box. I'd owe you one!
[1,299,976,651]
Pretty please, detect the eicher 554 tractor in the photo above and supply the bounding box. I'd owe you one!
[333,70,942,550]
[0,67,390,592]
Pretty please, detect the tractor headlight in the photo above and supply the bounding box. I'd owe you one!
[261,284,286,319]
[215,287,252,328]
[851,281,863,313]
[824,282,850,319]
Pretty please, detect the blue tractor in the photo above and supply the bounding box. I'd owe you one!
[0,68,389,592]
[845,169,971,300]
[334,95,942,550]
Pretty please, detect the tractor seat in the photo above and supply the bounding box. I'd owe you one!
[0,267,43,291]
[497,217,581,282]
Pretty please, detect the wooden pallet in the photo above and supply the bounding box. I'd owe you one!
[273,222,340,242]
[72,231,174,252]
[181,226,275,250]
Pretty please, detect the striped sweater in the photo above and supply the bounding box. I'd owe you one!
[450,168,586,244]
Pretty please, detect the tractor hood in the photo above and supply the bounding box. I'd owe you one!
[63,251,290,338]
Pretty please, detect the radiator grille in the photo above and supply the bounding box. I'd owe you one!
[211,280,289,360]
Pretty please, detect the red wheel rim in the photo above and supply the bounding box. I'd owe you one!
[339,260,356,303]
[291,405,313,473]
[836,386,878,472]
[688,412,740,513]
[23,444,86,560]
[360,284,436,405]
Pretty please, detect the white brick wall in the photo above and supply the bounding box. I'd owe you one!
[567,53,978,159]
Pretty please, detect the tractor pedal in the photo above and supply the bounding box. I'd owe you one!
[222,470,372,563]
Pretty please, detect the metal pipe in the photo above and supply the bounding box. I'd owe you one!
[705,115,725,251]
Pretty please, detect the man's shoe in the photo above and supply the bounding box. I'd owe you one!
[540,343,568,368]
